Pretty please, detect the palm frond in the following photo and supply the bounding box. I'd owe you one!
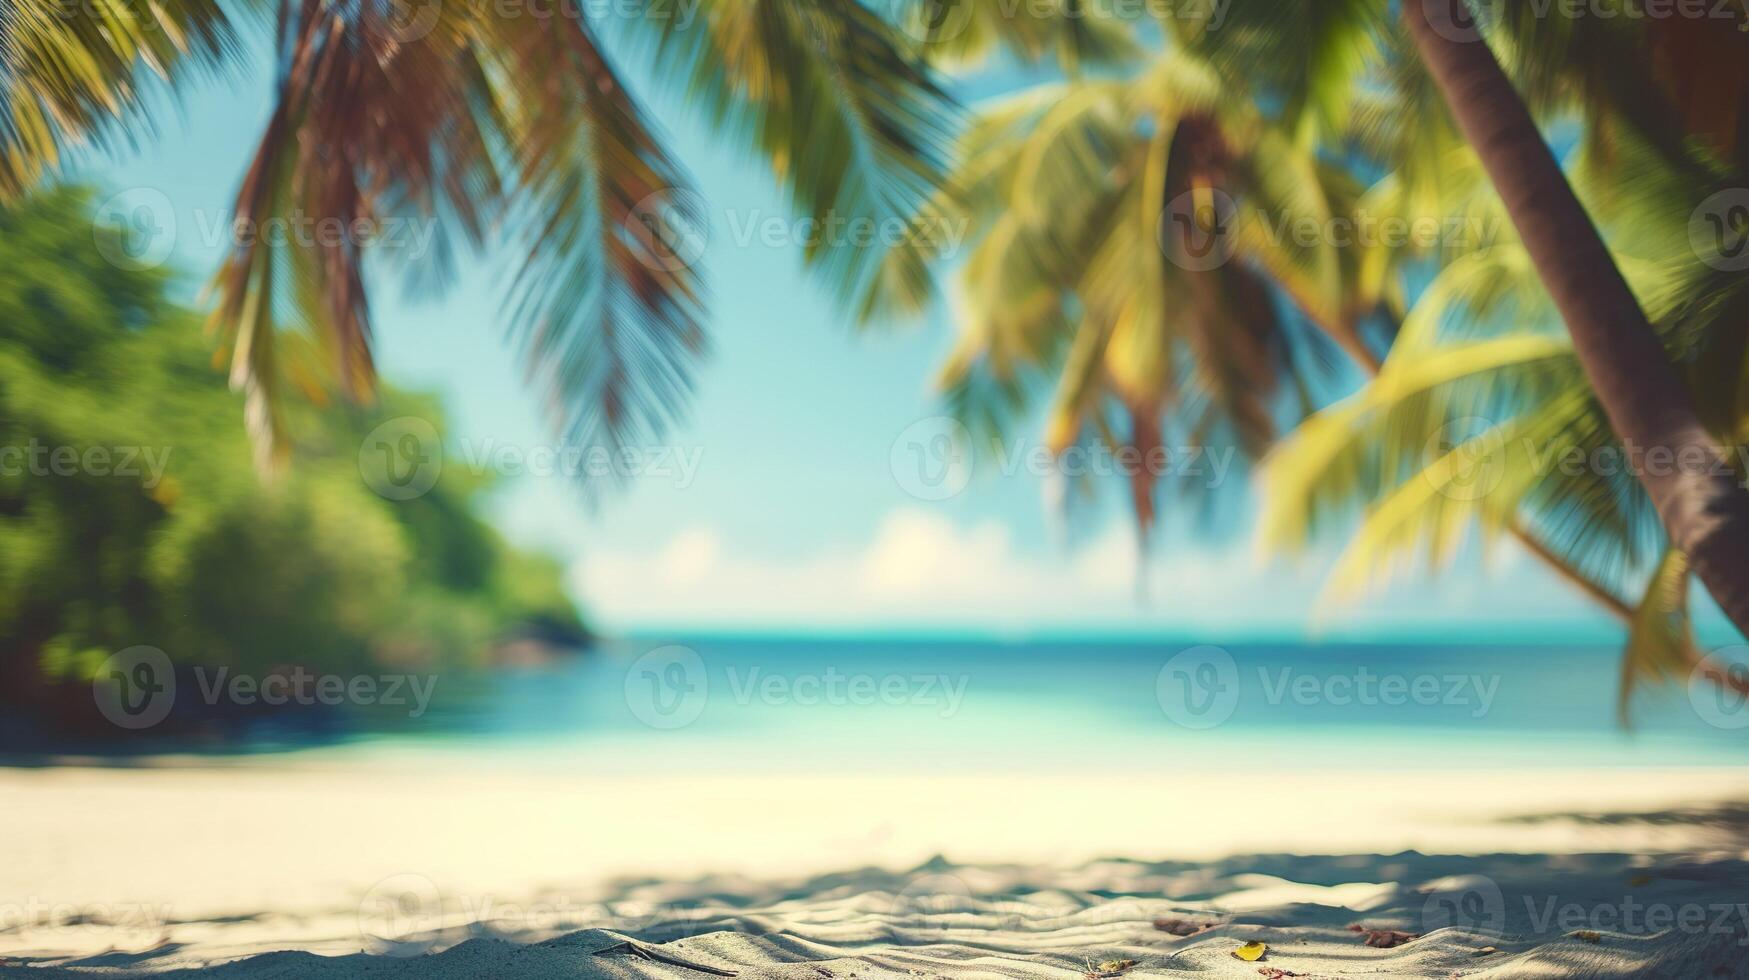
[0,0,241,199]
[1618,547,1694,726]
[213,1,702,481]
[635,0,957,311]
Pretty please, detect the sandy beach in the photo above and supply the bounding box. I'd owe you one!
[5,761,1748,978]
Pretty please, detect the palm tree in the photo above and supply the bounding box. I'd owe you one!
[1261,119,1749,715]
[1400,0,1749,643]
[864,45,1407,534]
[872,0,1749,708]
[4,0,954,478]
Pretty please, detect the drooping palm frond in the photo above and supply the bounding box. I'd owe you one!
[1618,547,1694,726]
[212,0,510,469]
[0,0,242,199]
[490,10,706,479]
[630,0,957,312]
[204,0,956,481]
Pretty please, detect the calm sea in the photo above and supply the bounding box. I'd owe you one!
[325,636,1749,772]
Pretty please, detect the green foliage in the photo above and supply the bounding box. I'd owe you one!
[0,187,586,698]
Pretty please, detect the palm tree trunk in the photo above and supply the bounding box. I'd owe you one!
[1404,0,1749,640]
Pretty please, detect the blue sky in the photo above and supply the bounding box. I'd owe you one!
[75,24,1663,641]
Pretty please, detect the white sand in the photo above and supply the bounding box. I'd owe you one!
[3,762,1748,977]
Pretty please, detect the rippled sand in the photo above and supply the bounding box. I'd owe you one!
[4,764,1749,977]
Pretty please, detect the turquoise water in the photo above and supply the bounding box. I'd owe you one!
[332,636,1749,773]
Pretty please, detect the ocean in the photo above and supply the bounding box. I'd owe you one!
[326,636,1749,773]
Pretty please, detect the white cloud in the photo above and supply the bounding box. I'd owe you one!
[569,507,1340,635]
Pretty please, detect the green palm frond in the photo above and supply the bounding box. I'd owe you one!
[0,0,241,199]
[1258,332,1575,557]
[495,10,706,474]
[1618,547,1694,726]
[634,0,957,311]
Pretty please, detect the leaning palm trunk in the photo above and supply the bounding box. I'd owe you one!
[1403,0,1749,639]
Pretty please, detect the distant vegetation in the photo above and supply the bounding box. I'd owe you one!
[0,188,585,741]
